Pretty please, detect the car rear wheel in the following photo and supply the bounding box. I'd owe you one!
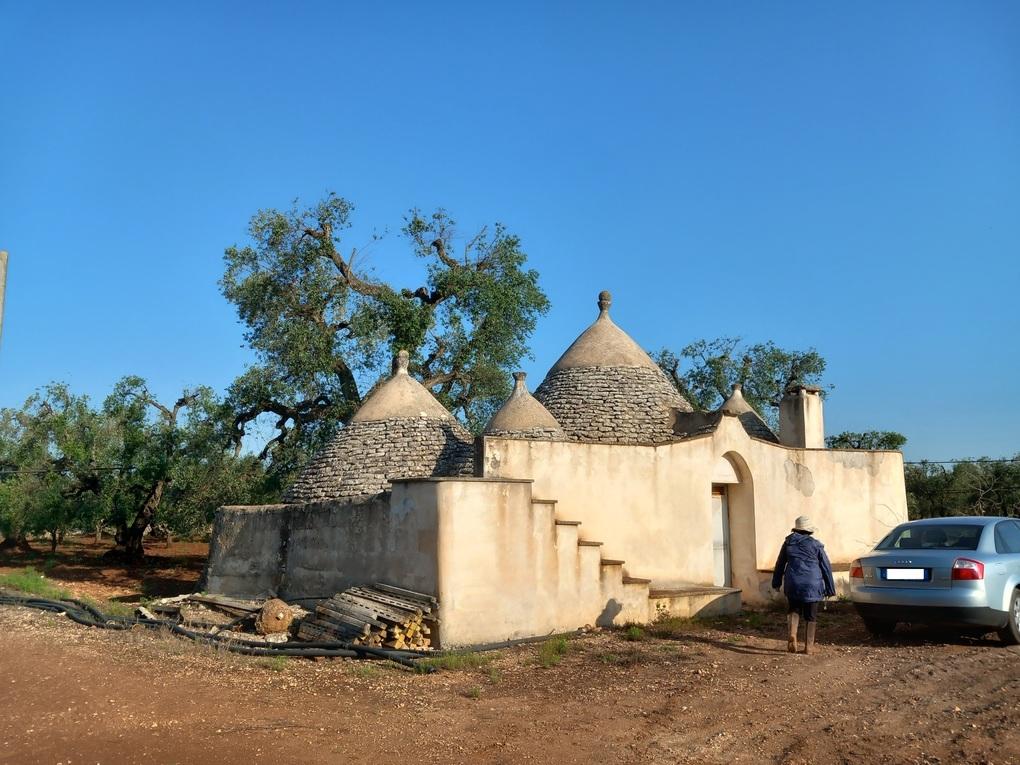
[863,618,897,637]
[999,589,1020,646]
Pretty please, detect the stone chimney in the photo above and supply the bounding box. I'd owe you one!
[779,385,825,448]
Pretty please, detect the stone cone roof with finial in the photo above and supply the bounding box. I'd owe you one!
[533,291,693,444]
[283,351,474,503]
[718,383,779,443]
[485,372,565,440]
[672,383,779,442]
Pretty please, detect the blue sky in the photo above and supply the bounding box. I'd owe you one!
[1,1,1018,461]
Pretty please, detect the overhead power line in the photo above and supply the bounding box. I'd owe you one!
[0,466,129,476]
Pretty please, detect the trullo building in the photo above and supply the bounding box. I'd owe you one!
[204,291,907,647]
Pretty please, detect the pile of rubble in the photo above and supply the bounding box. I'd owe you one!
[146,583,437,650]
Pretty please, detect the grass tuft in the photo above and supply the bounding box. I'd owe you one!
[414,650,492,673]
[595,650,643,667]
[464,685,481,699]
[256,655,289,672]
[743,611,766,630]
[353,663,381,678]
[622,625,645,641]
[537,636,569,667]
[0,567,71,600]
[647,615,706,638]
[79,597,137,619]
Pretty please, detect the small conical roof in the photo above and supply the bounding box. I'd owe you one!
[717,383,778,443]
[485,372,565,439]
[719,383,756,416]
[534,291,693,444]
[283,350,473,503]
[352,350,458,423]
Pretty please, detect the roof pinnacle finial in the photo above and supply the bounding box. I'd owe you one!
[597,290,612,318]
[394,349,410,376]
[511,371,528,396]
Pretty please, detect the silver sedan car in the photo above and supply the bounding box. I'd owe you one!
[850,516,1020,644]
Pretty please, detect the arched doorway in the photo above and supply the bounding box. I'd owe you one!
[711,453,756,595]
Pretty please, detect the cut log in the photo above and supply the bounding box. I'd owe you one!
[255,598,294,635]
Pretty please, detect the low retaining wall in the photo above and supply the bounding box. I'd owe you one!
[202,486,440,601]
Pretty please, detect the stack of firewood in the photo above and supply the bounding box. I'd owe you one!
[297,583,437,650]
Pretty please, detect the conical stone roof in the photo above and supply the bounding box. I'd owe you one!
[283,351,474,503]
[485,372,565,440]
[718,383,779,443]
[534,291,693,444]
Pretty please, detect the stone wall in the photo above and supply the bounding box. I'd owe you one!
[202,504,291,597]
[283,417,474,503]
[534,365,692,444]
[484,426,565,440]
[202,489,441,601]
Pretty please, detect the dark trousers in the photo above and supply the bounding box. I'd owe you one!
[787,598,820,622]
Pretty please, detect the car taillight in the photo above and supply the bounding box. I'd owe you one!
[951,558,985,581]
[850,560,864,579]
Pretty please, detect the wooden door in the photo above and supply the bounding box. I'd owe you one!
[712,487,731,587]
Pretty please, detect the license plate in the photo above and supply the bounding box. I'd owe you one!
[886,568,926,580]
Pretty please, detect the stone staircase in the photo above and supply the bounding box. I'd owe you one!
[531,496,739,628]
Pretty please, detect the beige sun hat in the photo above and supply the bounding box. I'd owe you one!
[792,516,816,533]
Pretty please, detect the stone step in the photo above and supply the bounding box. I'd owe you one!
[577,540,603,547]
[647,585,741,621]
[531,498,557,505]
[600,559,625,566]
[622,576,651,585]
[554,519,581,526]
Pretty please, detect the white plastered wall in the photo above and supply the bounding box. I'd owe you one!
[480,416,907,601]
[403,478,649,647]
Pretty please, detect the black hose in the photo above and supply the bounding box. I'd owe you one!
[0,592,430,670]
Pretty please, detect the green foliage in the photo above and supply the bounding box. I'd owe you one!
[622,625,645,641]
[0,384,112,548]
[220,194,549,486]
[647,615,704,637]
[352,663,379,679]
[0,567,71,600]
[78,596,137,619]
[826,431,907,450]
[906,457,1020,519]
[654,338,828,427]
[256,656,290,672]
[536,636,569,667]
[0,378,268,554]
[414,650,492,673]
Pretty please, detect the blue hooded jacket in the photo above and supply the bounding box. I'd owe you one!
[771,532,836,602]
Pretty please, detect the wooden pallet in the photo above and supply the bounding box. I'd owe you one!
[296,583,437,650]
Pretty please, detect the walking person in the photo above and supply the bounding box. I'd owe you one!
[771,516,836,654]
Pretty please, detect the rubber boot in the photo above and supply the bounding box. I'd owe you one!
[804,622,817,655]
[787,613,799,653]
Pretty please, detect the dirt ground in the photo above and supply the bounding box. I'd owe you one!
[0,536,207,602]
[2,539,1020,765]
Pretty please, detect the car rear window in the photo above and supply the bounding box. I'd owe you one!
[876,524,983,551]
[994,521,1020,554]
